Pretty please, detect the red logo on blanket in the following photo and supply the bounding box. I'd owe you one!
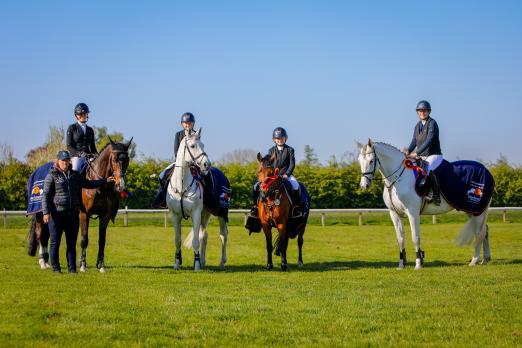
[31,185,41,195]
[467,183,484,204]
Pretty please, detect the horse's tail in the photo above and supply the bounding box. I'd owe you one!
[183,229,194,249]
[455,207,489,247]
[27,214,38,256]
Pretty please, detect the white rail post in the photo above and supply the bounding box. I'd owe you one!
[358,212,363,226]
[432,215,437,224]
[164,210,168,228]
[123,206,128,227]
[244,213,248,226]
[503,210,506,223]
[321,212,326,227]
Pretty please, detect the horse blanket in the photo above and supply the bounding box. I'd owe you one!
[433,160,494,215]
[27,162,54,214]
[202,167,231,220]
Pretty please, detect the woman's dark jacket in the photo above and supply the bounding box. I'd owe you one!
[407,117,442,157]
[268,144,296,176]
[42,164,107,215]
[66,123,97,157]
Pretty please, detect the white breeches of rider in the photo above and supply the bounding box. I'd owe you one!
[287,175,299,190]
[420,155,443,173]
[71,157,86,171]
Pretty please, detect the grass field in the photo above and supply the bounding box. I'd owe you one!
[0,222,521,347]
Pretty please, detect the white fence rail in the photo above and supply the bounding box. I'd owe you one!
[2,207,522,228]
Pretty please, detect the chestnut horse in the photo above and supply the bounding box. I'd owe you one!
[256,152,307,271]
[79,137,132,272]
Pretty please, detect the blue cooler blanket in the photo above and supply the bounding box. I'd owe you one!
[27,162,54,215]
[433,160,494,216]
[287,182,310,239]
[203,167,231,221]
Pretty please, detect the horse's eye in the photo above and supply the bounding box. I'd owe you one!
[190,145,195,149]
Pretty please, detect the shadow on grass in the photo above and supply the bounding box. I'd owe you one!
[113,259,483,273]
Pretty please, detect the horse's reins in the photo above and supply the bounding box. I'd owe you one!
[260,174,291,223]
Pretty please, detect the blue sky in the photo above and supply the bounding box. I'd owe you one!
[1,1,521,164]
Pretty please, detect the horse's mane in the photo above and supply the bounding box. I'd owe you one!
[98,141,129,154]
[374,142,401,152]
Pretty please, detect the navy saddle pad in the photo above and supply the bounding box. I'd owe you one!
[203,167,231,220]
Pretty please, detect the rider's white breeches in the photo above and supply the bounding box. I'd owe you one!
[421,155,444,172]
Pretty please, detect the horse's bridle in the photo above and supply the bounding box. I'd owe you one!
[86,150,128,191]
[183,137,208,168]
[360,146,406,188]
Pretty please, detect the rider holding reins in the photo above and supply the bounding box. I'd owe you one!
[405,100,442,205]
[151,112,196,208]
[250,127,302,218]
[66,103,98,172]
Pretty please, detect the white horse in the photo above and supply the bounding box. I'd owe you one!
[167,128,228,271]
[357,139,491,270]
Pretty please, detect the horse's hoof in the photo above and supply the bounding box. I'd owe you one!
[281,264,288,272]
[80,265,86,273]
[297,261,304,268]
[266,264,273,270]
[173,260,181,270]
[469,257,480,266]
[99,267,106,273]
[38,259,47,270]
[219,262,226,270]
[414,259,423,270]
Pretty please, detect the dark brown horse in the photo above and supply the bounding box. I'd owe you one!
[79,137,132,272]
[256,152,307,271]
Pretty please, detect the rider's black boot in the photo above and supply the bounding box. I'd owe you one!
[291,188,302,218]
[249,185,260,218]
[428,171,441,205]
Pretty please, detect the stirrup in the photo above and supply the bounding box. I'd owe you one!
[292,206,302,218]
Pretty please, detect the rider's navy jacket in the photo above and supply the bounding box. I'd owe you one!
[66,123,97,157]
[268,144,296,177]
[407,117,442,157]
[42,164,107,215]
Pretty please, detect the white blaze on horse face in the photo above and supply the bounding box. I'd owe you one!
[358,146,372,190]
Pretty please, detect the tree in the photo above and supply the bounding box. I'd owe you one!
[301,145,319,166]
[94,126,137,159]
[25,125,65,168]
[218,149,258,165]
[0,143,15,165]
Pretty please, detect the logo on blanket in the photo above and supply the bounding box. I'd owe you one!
[29,181,45,203]
[466,181,484,204]
[219,191,231,208]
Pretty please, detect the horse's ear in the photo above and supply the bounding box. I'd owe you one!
[196,128,202,137]
[125,137,133,148]
[367,138,373,147]
[108,136,115,145]
[257,152,263,162]
[355,140,363,149]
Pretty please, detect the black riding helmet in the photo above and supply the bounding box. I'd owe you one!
[181,112,195,123]
[416,100,431,111]
[272,127,288,139]
[74,103,90,115]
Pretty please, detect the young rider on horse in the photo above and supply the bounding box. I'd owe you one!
[66,103,98,172]
[151,112,196,208]
[405,100,442,205]
[250,127,302,218]
[42,150,114,273]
